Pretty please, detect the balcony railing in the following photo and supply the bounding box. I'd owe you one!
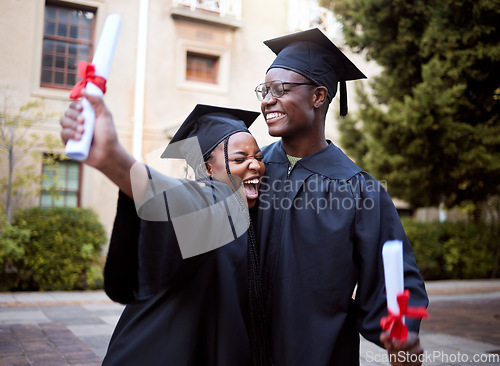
[172,0,242,20]
[288,0,343,43]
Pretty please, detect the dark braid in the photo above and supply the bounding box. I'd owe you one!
[193,151,213,182]
[223,137,272,366]
[223,137,247,208]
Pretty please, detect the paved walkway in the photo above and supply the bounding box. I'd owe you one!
[0,280,499,365]
[0,292,121,365]
[360,279,500,365]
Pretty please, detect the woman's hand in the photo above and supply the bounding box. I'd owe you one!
[60,90,122,170]
[60,91,136,197]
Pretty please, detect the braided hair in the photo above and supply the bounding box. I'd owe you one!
[222,136,273,366]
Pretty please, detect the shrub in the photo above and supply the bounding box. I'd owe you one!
[401,219,446,280]
[8,206,107,291]
[401,218,499,280]
[0,215,30,290]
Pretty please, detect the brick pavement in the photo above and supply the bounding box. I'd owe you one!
[0,292,122,366]
[0,323,101,366]
[0,280,499,366]
[422,297,500,348]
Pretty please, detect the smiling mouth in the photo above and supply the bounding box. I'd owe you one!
[242,178,259,200]
[266,112,285,122]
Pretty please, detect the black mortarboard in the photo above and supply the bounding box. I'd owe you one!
[161,104,260,168]
[264,28,366,116]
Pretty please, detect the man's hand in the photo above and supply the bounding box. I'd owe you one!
[380,331,423,366]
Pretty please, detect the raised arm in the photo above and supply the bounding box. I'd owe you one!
[60,91,137,197]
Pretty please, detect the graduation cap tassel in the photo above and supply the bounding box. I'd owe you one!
[340,80,348,117]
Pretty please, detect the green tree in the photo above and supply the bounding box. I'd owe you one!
[322,0,500,217]
[0,87,65,223]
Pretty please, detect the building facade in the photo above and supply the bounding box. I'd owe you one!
[0,0,373,234]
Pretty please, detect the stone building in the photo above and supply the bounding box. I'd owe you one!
[0,0,374,234]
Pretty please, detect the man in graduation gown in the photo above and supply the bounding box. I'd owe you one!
[252,28,429,365]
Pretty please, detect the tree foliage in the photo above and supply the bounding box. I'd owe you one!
[401,218,500,279]
[0,87,65,223]
[323,0,500,213]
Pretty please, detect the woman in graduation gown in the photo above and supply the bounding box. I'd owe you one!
[60,94,271,366]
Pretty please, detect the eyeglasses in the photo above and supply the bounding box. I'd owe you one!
[254,80,316,101]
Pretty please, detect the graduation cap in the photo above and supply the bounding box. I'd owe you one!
[264,28,366,116]
[161,104,260,168]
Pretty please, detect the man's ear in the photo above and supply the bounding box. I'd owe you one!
[313,86,328,108]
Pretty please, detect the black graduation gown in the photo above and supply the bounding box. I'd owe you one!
[102,179,251,366]
[252,141,428,366]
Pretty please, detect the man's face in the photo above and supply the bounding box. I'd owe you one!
[260,68,316,138]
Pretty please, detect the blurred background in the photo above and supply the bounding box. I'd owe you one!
[1,0,498,291]
[0,0,499,364]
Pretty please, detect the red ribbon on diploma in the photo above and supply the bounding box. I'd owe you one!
[69,61,107,100]
[380,289,428,341]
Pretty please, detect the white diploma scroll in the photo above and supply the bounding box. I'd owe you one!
[65,14,122,161]
[382,240,404,317]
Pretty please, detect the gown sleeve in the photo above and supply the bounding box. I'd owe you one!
[104,190,140,304]
[103,171,207,304]
[103,181,208,304]
[350,172,428,345]
[104,171,245,304]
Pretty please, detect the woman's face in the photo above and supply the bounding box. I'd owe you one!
[207,132,265,209]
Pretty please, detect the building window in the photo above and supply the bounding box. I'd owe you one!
[186,52,219,84]
[41,159,81,208]
[177,42,229,93]
[41,2,96,89]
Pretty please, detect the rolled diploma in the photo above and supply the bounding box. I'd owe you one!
[382,240,404,318]
[65,14,122,161]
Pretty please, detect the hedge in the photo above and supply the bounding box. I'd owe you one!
[402,218,500,280]
[0,207,107,291]
[1,208,498,290]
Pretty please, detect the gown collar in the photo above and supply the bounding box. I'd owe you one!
[263,140,362,181]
